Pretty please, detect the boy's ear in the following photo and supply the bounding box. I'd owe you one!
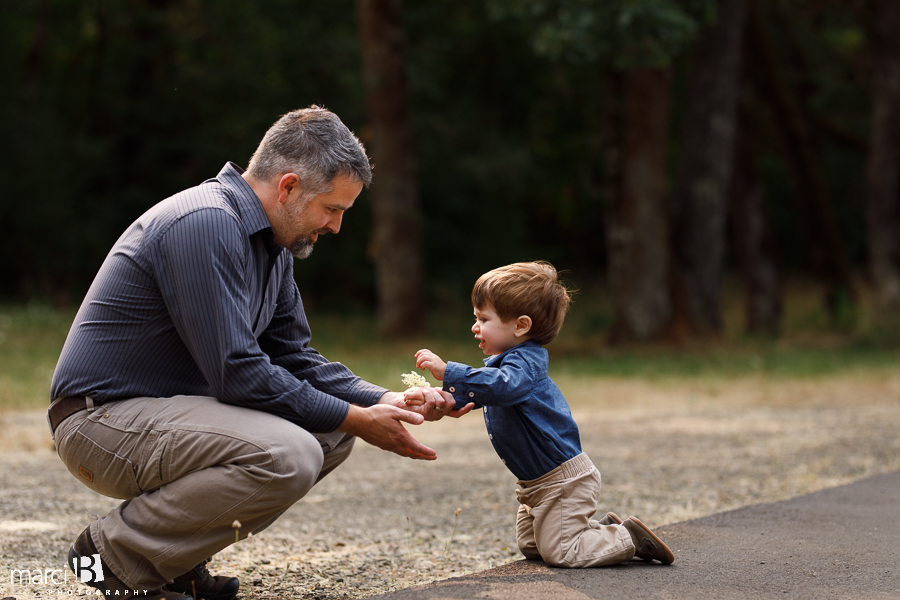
[514,316,532,337]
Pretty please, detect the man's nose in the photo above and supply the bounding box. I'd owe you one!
[327,212,344,234]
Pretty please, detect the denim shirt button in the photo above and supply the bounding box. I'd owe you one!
[448,386,456,393]
[468,392,475,397]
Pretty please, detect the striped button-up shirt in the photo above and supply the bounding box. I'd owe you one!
[50,162,385,432]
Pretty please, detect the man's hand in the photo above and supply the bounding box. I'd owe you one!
[338,403,436,460]
[414,349,447,380]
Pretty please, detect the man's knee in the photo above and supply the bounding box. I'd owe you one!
[263,429,325,503]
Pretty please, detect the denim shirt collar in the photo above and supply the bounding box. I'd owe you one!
[483,339,544,368]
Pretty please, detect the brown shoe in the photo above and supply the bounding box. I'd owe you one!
[622,516,675,565]
[599,511,623,525]
[167,559,239,600]
[68,526,192,600]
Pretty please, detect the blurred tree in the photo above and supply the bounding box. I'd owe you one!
[746,0,857,319]
[731,99,782,334]
[603,67,674,342]
[669,0,748,338]
[863,0,900,313]
[356,0,426,337]
[490,0,713,342]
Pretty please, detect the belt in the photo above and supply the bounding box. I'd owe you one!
[48,395,96,434]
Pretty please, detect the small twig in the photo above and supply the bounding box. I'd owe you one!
[406,516,413,563]
[442,508,462,561]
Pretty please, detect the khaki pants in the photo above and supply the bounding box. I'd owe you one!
[515,453,634,567]
[53,395,353,590]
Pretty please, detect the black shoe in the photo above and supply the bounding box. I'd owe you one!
[167,559,239,600]
[68,526,192,600]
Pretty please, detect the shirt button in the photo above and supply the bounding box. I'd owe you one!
[468,392,475,397]
[489,434,493,440]
[448,387,456,393]
[501,459,506,464]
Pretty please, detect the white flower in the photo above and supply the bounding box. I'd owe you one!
[401,371,430,389]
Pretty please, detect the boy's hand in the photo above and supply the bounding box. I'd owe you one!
[415,349,447,380]
[397,387,475,421]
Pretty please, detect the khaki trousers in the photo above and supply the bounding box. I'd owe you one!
[515,453,634,567]
[53,395,353,590]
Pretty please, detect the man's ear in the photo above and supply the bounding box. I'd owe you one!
[514,316,532,337]
[277,173,302,205]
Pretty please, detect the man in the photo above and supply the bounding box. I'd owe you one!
[49,107,467,600]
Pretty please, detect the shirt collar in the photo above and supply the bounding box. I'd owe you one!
[483,339,542,367]
[215,162,274,237]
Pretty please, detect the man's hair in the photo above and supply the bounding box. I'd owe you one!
[247,106,372,196]
[471,261,574,345]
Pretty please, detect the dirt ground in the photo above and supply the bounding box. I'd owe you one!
[2,373,899,600]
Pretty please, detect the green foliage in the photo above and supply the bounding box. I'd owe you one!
[0,0,886,329]
[487,0,713,67]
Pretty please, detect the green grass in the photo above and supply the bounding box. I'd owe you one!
[0,304,76,411]
[4,281,900,411]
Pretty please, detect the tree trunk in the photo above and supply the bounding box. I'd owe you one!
[746,0,856,318]
[731,101,781,334]
[864,0,900,312]
[669,0,748,336]
[356,0,425,337]
[604,68,673,343]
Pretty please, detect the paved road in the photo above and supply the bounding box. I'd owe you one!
[370,471,900,600]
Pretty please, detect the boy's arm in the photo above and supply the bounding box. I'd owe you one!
[414,348,447,380]
[442,354,533,409]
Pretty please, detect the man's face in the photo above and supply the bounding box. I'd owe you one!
[278,175,363,259]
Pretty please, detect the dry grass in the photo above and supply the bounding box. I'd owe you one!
[3,373,898,599]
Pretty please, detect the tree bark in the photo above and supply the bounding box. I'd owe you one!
[731,101,781,334]
[356,0,426,337]
[864,0,900,312]
[604,68,674,343]
[669,0,748,336]
[746,0,856,318]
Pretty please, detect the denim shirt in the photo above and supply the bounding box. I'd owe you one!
[443,340,582,481]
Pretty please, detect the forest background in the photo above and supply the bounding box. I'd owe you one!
[4,0,900,351]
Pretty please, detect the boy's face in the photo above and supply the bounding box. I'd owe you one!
[472,304,526,356]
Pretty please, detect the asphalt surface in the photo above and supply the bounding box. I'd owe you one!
[370,471,900,600]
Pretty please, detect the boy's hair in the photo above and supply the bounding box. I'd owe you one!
[471,261,573,345]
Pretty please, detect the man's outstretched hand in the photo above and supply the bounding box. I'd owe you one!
[338,403,437,460]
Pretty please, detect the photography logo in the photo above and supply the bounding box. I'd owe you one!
[71,553,104,583]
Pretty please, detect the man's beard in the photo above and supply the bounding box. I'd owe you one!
[289,235,315,259]
[284,197,318,259]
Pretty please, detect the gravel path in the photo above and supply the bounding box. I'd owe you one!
[2,373,899,599]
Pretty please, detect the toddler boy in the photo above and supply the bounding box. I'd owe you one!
[406,261,674,567]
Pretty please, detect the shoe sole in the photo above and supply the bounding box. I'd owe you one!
[626,516,675,565]
[167,578,239,600]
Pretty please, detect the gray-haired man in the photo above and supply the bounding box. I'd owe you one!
[49,107,467,600]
